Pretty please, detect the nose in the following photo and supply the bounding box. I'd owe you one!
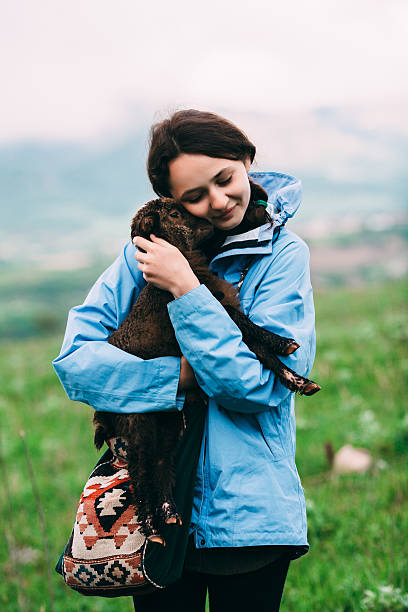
[209,185,229,211]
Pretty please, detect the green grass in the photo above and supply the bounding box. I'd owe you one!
[0,280,407,611]
[0,261,110,340]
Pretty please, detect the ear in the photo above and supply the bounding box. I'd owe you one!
[131,211,160,240]
[245,204,266,226]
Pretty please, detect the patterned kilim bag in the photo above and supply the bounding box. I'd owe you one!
[55,401,206,597]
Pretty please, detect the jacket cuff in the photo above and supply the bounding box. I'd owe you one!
[168,284,216,318]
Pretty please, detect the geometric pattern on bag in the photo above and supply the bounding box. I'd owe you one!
[60,437,160,597]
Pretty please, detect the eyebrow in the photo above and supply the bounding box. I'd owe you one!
[179,166,234,200]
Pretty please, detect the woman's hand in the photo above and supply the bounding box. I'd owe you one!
[133,234,200,298]
[178,355,199,392]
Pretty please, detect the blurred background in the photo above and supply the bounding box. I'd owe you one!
[1,1,407,610]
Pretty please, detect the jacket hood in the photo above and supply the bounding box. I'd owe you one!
[210,172,302,265]
[249,171,302,228]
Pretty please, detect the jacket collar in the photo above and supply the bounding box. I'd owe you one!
[209,171,302,266]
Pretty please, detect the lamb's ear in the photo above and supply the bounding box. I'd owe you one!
[131,211,160,240]
[93,423,106,450]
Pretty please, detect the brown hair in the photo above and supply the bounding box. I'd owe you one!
[147,109,257,198]
[146,109,273,252]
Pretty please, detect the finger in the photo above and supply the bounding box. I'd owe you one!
[150,234,172,247]
[134,251,147,262]
[133,236,153,250]
[138,262,149,275]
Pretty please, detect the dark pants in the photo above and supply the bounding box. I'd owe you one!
[132,555,291,612]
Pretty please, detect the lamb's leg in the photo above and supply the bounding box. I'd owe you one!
[223,305,299,355]
[127,415,167,545]
[154,390,207,530]
[155,412,184,527]
[223,305,321,396]
[200,275,299,356]
[260,352,321,396]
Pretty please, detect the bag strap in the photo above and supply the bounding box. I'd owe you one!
[237,255,255,293]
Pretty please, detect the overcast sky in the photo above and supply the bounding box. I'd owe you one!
[1,0,408,142]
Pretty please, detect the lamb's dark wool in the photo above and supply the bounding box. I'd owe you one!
[93,194,320,545]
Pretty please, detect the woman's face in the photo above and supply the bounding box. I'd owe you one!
[168,153,251,230]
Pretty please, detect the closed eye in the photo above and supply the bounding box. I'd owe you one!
[186,195,202,204]
[185,177,232,203]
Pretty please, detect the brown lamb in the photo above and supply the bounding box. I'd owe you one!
[93,197,321,545]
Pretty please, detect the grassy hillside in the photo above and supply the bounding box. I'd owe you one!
[1,215,406,341]
[0,280,407,611]
[0,261,111,340]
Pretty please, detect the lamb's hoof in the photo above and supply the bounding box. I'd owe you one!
[148,534,166,546]
[301,381,321,396]
[143,515,165,545]
[161,501,182,526]
[283,341,300,355]
[165,514,182,526]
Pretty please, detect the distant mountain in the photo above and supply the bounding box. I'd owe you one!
[1,105,407,265]
[0,131,152,230]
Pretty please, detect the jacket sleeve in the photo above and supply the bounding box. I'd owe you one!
[166,236,316,414]
[52,241,186,414]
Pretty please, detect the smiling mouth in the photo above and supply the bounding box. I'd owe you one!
[215,206,235,219]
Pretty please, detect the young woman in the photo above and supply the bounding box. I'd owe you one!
[53,109,316,611]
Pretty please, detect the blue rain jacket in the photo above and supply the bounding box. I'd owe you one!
[53,171,316,550]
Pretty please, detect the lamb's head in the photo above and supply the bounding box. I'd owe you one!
[131,198,214,253]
